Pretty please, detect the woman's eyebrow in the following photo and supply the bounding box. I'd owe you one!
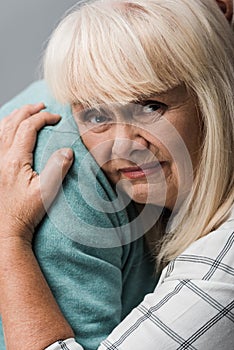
[81,106,117,117]
[78,106,101,116]
[133,91,169,103]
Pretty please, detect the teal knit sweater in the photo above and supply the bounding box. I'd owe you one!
[0,81,157,350]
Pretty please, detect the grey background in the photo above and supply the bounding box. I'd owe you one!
[0,1,78,107]
[1,1,233,107]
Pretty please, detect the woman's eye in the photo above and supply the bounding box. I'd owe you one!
[133,100,167,124]
[89,115,109,124]
[142,102,165,114]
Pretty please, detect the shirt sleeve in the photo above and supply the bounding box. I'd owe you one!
[45,228,234,350]
[46,338,83,350]
[46,276,234,350]
[97,228,234,350]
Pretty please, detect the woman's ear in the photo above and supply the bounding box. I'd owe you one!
[216,0,233,22]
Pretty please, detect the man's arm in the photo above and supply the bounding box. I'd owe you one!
[0,104,75,349]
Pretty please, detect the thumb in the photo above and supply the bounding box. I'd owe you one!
[39,148,74,211]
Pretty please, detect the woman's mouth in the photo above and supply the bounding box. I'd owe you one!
[119,161,166,179]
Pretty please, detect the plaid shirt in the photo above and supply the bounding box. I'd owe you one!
[46,210,234,350]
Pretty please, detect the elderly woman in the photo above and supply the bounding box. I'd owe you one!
[0,0,233,349]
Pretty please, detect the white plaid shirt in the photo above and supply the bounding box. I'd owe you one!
[46,209,234,350]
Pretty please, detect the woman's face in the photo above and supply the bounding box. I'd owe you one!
[73,85,202,210]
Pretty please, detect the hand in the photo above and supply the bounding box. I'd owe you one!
[0,103,74,244]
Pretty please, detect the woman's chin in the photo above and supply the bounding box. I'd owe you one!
[119,181,170,206]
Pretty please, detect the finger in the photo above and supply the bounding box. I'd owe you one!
[12,111,61,155]
[39,148,74,211]
[1,103,45,124]
[0,103,46,146]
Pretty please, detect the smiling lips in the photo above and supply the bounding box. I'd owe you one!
[119,161,165,179]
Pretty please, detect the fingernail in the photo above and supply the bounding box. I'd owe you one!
[11,108,19,114]
[34,102,45,108]
[62,148,74,161]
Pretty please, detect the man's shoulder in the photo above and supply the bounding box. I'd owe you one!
[0,80,73,121]
[0,81,52,117]
[0,80,78,169]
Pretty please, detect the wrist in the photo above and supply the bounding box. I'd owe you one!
[0,217,33,245]
[0,236,33,267]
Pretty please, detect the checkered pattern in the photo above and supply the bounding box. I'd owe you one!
[46,211,234,350]
[46,339,83,350]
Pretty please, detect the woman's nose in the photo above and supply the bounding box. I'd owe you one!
[112,123,148,159]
